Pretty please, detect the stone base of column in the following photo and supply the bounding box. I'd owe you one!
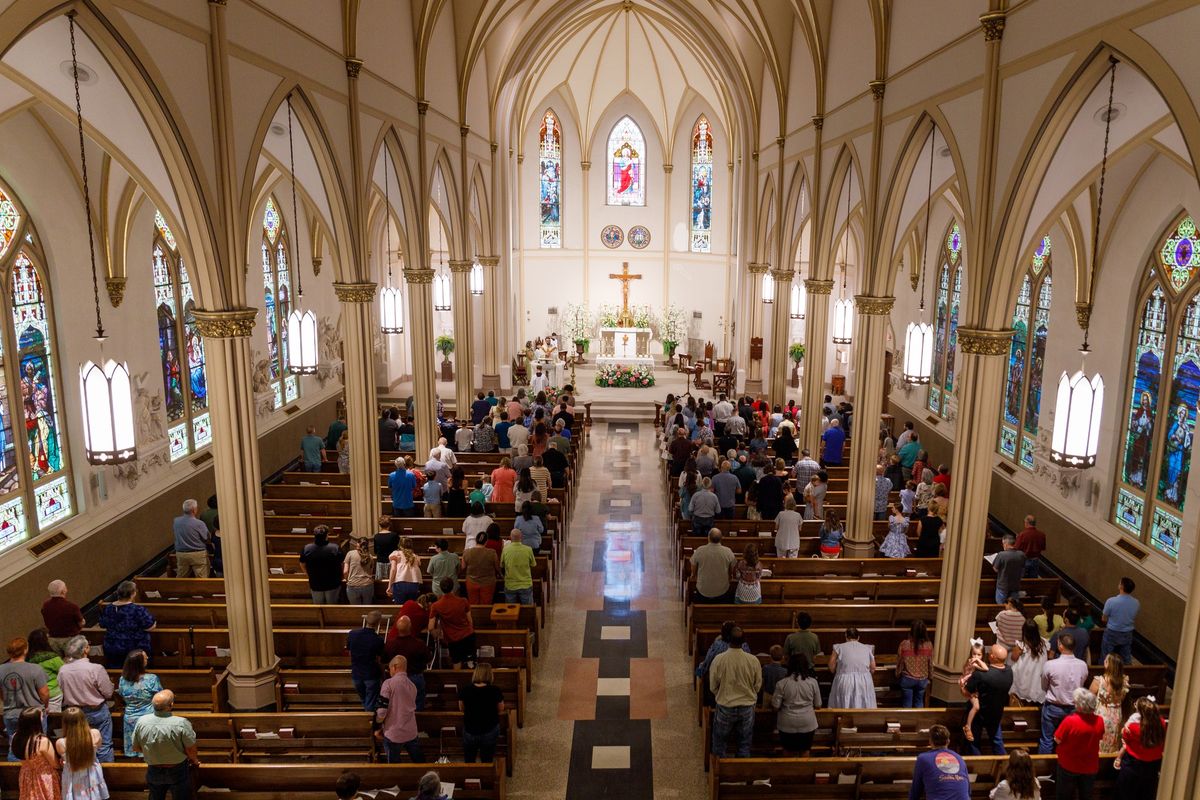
[226,662,281,711]
[842,537,876,559]
[930,663,964,704]
[499,365,512,391]
[482,373,501,391]
[744,378,763,395]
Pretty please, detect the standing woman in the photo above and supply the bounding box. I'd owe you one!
[116,650,162,757]
[343,538,378,605]
[1089,654,1129,753]
[444,468,470,518]
[915,502,944,558]
[514,469,537,511]
[731,544,770,604]
[457,663,506,763]
[1114,696,1166,800]
[490,458,517,505]
[55,707,107,800]
[896,620,932,708]
[827,628,877,708]
[757,470,785,521]
[818,510,844,559]
[802,473,827,521]
[26,629,64,713]
[914,469,936,518]
[13,707,59,800]
[880,504,912,558]
[336,430,351,474]
[386,539,423,604]
[774,496,803,558]
[1009,620,1050,706]
[97,581,156,669]
[771,654,821,756]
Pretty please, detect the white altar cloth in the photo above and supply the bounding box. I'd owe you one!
[599,326,653,363]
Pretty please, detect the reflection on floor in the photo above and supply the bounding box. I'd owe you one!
[509,422,706,799]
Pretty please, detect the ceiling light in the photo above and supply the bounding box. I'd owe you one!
[60,60,97,85]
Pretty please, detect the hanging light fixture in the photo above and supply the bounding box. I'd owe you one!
[470,261,484,296]
[760,269,774,304]
[284,94,318,375]
[379,145,404,334]
[903,127,937,384]
[790,281,805,320]
[68,13,136,465]
[432,203,451,311]
[831,164,854,345]
[1051,58,1118,469]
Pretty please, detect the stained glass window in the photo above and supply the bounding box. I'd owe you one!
[263,197,295,409]
[153,215,209,461]
[0,187,20,259]
[928,221,963,418]
[1113,214,1200,559]
[690,116,713,253]
[12,254,64,482]
[998,237,1052,469]
[538,110,561,248]
[606,116,645,206]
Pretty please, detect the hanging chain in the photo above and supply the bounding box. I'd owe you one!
[384,144,393,286]
[69,13,105,341]
[1085,56,1119,354]
[286,93,303,300]
[919,126,936,314]
[840,162,852,296]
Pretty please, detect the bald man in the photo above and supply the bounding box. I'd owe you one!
[964,644,1013,755]
[377,656,423,763]
[384,616,430,709]
[132,690,199,800]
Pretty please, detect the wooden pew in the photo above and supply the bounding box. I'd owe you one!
[103,668,224,712]
[686,577,1061,606]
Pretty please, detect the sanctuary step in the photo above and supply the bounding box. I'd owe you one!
[586,397,659,422]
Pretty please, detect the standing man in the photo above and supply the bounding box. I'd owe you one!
[668,427,694,477]
[820,419,846,467]
[376,656,423,763]
[1015,515,1047,578]
[689,529,735,603]
[384,617,430,710]
[688,477,721,539]
[427,539,460,597]
[793,450,820,489]
[347,611,385,711]
[1101,577,1140,665]
[897,433,922,481]
[500,530,537,606]
[1038,632,1090,754]
[708,628,762,758]
[299,526,344,604]
[2,637,49,760]
[131,690,199,800]
[379,408,400,452]
[299,425,326,472]
[963,644,1012,755]
[41,580,84,654]
[530,366,548,394]
[896,421,916,450]
[470,392,491,425]
[324,412,347,452]
[990,534,1026,605]
[712,394,734,436]
[873,465,892,521]
[58,635,115,762]
[173,499,211,578]
[428,578,476,669]
[710,461,741,520]
[388,457,418,517]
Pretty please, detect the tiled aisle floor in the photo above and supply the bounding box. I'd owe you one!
[509,422,706,799]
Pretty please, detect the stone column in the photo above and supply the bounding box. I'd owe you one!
[191,308,277,710]
[767,269,795,403]
[333,282,380,537]
[1160,558,1200,798]
[479,256,500,388]
[405,268,438,455]
[843,295,894,558]
[799,279,834,453]
[745,263,769,393]
[448,259,475,416]
[930,328,1011,702]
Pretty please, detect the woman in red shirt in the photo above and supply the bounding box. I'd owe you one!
[1114,696,1166,799]
[1054,687,1106,800]
[895,619,933,708]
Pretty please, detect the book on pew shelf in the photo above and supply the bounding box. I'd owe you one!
[440,783,455,798]
[278,727,295,739]
[968,774,978,783]
[256,731,280,739]
[1014,719,1028,730]
[500,646,522,658]
[752,780,772,786]
[837,774,856,785]
[320,481,329,486]
[464,779,481,791]
[283,683,299,694]
[886,721,901,733]
[906,569,917,576]
[299,481,313,486]
[758,532,771,538]
[476,646,496,658]
[215,648,231,658]
[443,527,454,536]
[441,726,457,737]
[814,773,830,784]
[269,568,285,575]
[144,590,162,599]
[205,646,219,656]
[915,572,929,577]
[238,728,257,739]
[840,727,857,734]
[264,510,275,516]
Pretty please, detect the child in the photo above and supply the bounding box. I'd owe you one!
[422,470,443,517]
[481,475,495,501]
[469,479,487,507]
[880,504,912,558]
[745,484,762,521]
[899,481,918,517]
[761,645,787,703]
[960,637,988,741]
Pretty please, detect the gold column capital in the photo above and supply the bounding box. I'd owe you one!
[207,0,227,5]
[854,294,895,315]
[404,268,435,284]
[869,80,886,101]
[770,269,795,283]
[812,115,824,131]
[804,279,835,295]
[478,256,500,267]
[980,11,1006,41]
[663,163,674,173]
[105,277,127,308]
[345,58,363,79]
[957,327,1014,355]
[517,154,525,164]
[192,308,258,338]
[416,99,429,115]
[490,141,498,154]
[1075,302,1092,331]
[747,263,770,275]
[580,161,591,171]
[460,124,470,138]
[333,281,377,303]
[448,259,474,273]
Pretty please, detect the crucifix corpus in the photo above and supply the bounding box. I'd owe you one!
[608,261,643,327]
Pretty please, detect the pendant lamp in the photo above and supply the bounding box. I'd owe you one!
[285,94,318,375]
[470,262,484,296]
[432,218,451,312]
[790,281,805,320]
[903,128,938,384]
[1051,58,1118,469]
[761,271,774,304]
[380,145,404,334]
[69,13,136,465]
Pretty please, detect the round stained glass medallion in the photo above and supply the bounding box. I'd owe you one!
[628,225,651,249]
[601,224,623,248]
[1160,216,1200,293]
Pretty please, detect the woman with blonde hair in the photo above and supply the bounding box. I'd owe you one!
[55,707,108,800]
[457,663,505,763]
[1089,653,1129,752]
[386,538,423,603]
[343,537,377,605]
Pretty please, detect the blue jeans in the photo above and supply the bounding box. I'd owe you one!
[995,585,1016,605]
[899,675,928,708]
[462,725,500,762]
[347,585,375,605]
[391,581,421,603]
[966,715,1005,756]
[302,461,321,473]
[712,704,755,758]
[692,516,715,540]
[505,587,534,605]
[84,705,114,763]
[1039,703,1071,754]
[311,588,341,604]
[352,676,381,711]
[1101,629,1133,665]
[384,736,424,763]
[1022,558,1041,578]
[146,761,192,800]
[409,672,426,710]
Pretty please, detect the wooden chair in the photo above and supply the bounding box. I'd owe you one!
[712,357,735,395]
[702,340,715,369]
[691,363,710,391]
[512,356,528,385]
[677,352,692,373]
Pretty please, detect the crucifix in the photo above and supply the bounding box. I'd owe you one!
[608,261,643,327]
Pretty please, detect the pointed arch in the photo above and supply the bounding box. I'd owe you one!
[429,147,465,261]
[815,145,866,282]
[998,233,1054,469]
[370,126,421,267]
[783,161,812,270]
[469,164,491,257]
[756,174,776,264]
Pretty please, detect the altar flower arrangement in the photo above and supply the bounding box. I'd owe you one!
[597,303,620,328]
[658,304,687,359]
[595,363,656,388]
[631,304,654,329]
[563,303,593,348]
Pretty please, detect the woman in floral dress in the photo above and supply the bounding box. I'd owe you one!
[13,707,60,800]
[117,650,162,757]
[1090,653,1129,752]
[55,708,108,800]
[879,504,912,558]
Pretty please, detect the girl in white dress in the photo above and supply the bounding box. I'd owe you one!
[56,707,108,800]
[827,628,877,708]
[774,496,803,558]
[1009,620,1050,705]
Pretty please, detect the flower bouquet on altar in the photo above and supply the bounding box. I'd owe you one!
[595,363,656,388]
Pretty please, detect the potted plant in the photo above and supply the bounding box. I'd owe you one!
[563,303,593,358]
[436,334,455,382]
[789,342,806,388]
[658,304,687,364]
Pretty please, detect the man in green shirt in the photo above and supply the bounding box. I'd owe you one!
[427,539,460,597]
[299,426,326,472]
[783,612,822,665]
[132,690,198,800]
[500,530,537,605]
[709,628,762,758]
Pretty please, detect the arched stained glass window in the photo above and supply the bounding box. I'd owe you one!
[538,110,562,248]
[0,181,73,552]
[998,236,1052,469]
[153,211,210,461]
[928,221,963,418]
[262,196,298,409]
[607,116,645,206]
[690,116,713,253]
[1113,215,1200,560]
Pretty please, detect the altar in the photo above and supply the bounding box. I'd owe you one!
[598,326,654,367]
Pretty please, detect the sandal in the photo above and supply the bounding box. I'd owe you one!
[962,725,975,742]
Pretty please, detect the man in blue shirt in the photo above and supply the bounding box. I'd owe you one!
[820,419,846,466]
[909,725,970,800]
[346,610,385,711]
[495,412,513,452]
[299,426,326,472]
[388,458,418,517]
[470,392,491,425]
[1100,577,1140,664]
